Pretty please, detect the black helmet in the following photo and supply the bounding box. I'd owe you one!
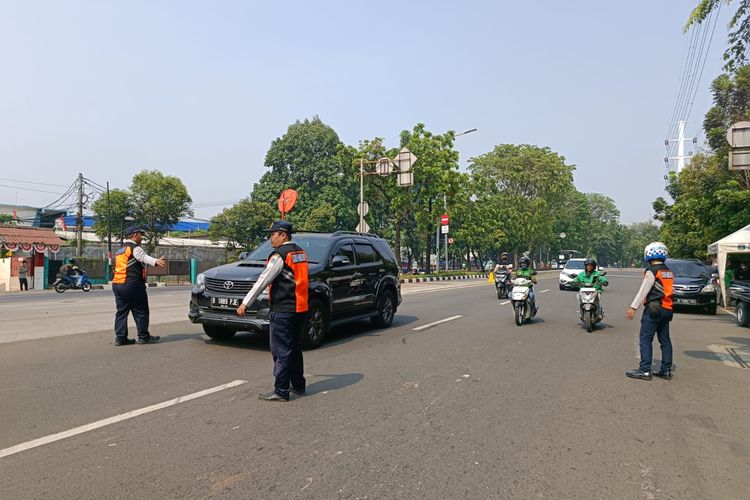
[69,258,77,264]
[519,256,530,269]
[501,252,509,261]
[584,258,596,268]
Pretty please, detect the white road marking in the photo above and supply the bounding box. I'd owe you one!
[499,301,510,305]
[0,379,248,459]
[412,315,463,331]
[401,282,487,295]
[539,289,550,293]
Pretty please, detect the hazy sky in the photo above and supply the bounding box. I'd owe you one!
[0,1,731,223]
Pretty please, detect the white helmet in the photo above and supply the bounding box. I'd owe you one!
[644,242,668,262]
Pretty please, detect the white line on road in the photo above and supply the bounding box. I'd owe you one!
[499,301,510,305]
[0,379,248,459]
[412,315,463,331]
[401,282,487,295]
[539,289,550,293]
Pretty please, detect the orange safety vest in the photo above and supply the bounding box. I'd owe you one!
[268,243,309,313]
[644,262,674,310]
[112,242,146,284]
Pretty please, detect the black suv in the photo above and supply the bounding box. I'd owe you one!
[189,231,402,348]
[665,258,720,315]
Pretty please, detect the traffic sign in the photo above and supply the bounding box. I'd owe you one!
[357,201,369,217]
[376,158,394,176]
[441,214,449,225]
[448,237,454,244]
[356,220,370,233]
[278,189,298,218]
[394,147,417,172]
[397,171,414,187]
[441,225,449,234]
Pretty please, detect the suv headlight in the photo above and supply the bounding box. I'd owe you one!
[701,284,715,294]
[196,273,205,291]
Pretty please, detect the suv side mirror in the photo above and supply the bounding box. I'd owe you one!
[238,251,249,260]
[332,255,350,267]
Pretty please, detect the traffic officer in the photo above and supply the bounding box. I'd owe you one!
[112,226,166,346]
[625,242,675,380]
[237,220,309,402]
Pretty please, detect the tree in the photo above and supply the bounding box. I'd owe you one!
[469,144,577,261]
[252,117,358,231]
[686,0,750,71]
[580,193,623,265]
[129,170,193,253]
[621,221,661,266]
[208,199,276,251]
[91,189,132,242]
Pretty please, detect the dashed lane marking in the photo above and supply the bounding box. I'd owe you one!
[0,379,248,459]
[412,315,463,331]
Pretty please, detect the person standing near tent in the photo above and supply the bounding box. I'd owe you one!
[18,258,29,291]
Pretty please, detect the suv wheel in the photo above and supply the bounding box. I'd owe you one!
[202,324,236,340]
[300,298,328,350]
[371,289,396,328]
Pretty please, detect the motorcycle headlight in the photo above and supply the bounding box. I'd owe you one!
[196,273,205,290]
[701,284,715,294]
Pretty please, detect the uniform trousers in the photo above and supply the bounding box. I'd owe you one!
[113,282,151,340]
[638,307,674,373]
[269,311,307,398]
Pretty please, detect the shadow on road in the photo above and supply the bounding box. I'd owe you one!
[683,335,750,363]
[159,333,204,343]
[306,372,364,395]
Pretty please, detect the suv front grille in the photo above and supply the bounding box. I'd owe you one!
[205,278,255,294]
[673,284,702,293]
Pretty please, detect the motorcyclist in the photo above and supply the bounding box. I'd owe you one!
[514,256,538,314]
[60,258,81,287]
[572,258,608,316]
[572,258,608,291]
[493,252,514,299]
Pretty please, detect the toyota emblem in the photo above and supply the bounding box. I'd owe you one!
[222,281,234,290]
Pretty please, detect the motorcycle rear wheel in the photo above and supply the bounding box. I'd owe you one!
[54,282,66,293]
[82,282,92,292]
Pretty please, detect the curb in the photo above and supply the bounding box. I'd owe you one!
[400,274,489,284]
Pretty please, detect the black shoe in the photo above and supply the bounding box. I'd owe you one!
[114,338,135,346]
[625,369,652,380]
[654,370,673,380]
[258,391,289,402]
[136,335,160,344]
[290,387,305,396]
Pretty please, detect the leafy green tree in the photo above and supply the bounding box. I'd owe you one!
[621,221,661,266]
[91,189,132,242]
[129,170,193,253]
[208,199,276,251]
[580,193,623,265]
[252,116,358,231]
[298,202,337,232]
[686,0,750,72]
[469,144,576,260]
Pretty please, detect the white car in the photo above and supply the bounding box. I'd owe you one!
[559,258,587,290]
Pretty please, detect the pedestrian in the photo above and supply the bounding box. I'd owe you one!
[111,226,166,346]
[18,258,29,291]
[236,220,308,402]
[625,242,674,380]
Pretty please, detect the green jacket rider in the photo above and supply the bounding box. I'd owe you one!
[573,258,608,291]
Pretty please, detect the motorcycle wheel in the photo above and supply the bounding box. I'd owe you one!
[514,304,524,326]
[497,287,504,300]
[54,282,66,293]
[584,310,594,332]
[82,282,92,292]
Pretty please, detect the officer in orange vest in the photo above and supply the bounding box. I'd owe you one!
[237,220,309,402]
[112,226,166,346]
[625,242,675,380]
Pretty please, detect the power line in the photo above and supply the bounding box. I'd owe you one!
[0,177,69,188]
[0,183,66,195]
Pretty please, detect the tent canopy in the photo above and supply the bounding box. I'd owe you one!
[707,223,750,302]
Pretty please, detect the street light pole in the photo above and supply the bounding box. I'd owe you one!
[106,182,112,281]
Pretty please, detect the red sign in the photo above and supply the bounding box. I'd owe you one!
[440,214,449,225]
[278,189,298,219]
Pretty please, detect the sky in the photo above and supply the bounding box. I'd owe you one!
[0,0,733,224]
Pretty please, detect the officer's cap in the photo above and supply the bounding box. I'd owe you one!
[264,220,293,234]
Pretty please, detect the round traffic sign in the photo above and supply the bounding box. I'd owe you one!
[441,214,449,225]
[448,237,454,244]
[559,232,567,239]
[357,201,369,217]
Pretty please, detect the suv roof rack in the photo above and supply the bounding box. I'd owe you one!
[332,230,381,238]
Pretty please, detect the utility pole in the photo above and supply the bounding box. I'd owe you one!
[444,193,448,272]
[106,181,112,280]
[76,172,83,258]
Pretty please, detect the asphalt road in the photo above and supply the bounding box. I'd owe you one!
[1,271,749,499]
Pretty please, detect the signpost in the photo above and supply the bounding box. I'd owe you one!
[727,121,750,170]
[278,189,298,219]
[357,148,417,234]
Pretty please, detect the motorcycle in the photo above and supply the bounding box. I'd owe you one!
[494,268,513,299]
[53,272,92,293]
[572,272,607,332]
[510,277,536,326]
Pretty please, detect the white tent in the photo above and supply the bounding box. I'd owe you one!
[707,224,750,304]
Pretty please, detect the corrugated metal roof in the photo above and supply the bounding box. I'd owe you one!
[0,225,64,245]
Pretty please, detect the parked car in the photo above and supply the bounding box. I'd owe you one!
[728,280,750,327]
[189,231,402,349]
[666,258,720,315]
[559,258,587,290]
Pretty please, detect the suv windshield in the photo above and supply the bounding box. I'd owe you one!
[565,260,585,270]
[243,235,330,264]
[667,260,708,278]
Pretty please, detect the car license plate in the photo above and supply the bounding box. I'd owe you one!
[673,298,697,305]
[210,297,240,309]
